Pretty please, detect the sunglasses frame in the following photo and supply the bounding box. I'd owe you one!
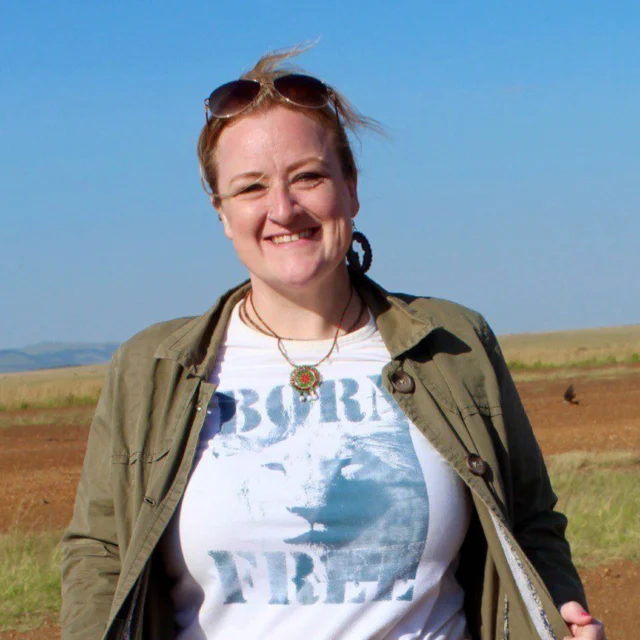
[204,74,337,123]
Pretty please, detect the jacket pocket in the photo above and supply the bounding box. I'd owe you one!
[111,448,170,465]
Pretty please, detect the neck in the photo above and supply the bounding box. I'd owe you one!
[247,269,361,340]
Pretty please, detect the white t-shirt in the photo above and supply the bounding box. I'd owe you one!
[160,305,472,639]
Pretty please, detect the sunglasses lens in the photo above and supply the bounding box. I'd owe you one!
[273,74,330,108]
[206,80,261,118]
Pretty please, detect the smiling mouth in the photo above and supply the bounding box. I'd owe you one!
[269,229,317,245]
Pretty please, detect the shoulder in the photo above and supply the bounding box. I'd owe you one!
[356,274,496,353]
[110,316,196,374]
[397,292,486,325]
[391,291,493,343]
[108,281,249,383]
[121,316,195,356]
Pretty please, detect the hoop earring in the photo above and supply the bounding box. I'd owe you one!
[346,223,372,274]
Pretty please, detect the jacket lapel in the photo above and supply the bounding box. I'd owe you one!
[356,273,511,522]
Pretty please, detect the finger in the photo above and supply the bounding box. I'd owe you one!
[566,622,606,639]
[560,601,593,625]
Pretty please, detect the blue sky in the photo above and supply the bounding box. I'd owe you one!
[1,1,638,348]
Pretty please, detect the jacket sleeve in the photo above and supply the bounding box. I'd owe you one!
[60,351,122,639]
[479,319,588,611]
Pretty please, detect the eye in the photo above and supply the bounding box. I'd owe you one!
[293,172,324,187]
[263,462,286,474]
[231,182,267,198]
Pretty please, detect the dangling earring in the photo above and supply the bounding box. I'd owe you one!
[347,222,373,274]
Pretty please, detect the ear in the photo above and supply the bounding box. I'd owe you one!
[348,174,360,218]
[210,196,233,239]
[217,206,234,240]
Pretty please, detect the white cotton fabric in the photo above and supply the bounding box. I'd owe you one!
[160,304,472,640]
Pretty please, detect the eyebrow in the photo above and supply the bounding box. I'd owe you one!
[287,156,327,172]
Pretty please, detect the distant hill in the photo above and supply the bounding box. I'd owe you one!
[0,342,119,373]
[3,323,639,374]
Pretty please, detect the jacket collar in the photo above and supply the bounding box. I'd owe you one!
[352,272,442,359]
[154,273,442,377]
[153,280,251,378]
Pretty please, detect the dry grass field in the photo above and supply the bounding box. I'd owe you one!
[0,364,107,412]
[1,325,639,638]
[1,324,638,413]
[499,323,640,368]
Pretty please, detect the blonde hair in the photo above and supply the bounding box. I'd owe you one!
[197,43,382,202]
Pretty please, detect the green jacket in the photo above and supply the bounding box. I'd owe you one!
[60,273,586,640]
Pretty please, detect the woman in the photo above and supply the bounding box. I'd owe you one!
[61,46,605,640]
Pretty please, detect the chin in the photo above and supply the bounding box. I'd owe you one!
[271,274,323,291]
[259,264,343,293]
[244,250,351,291]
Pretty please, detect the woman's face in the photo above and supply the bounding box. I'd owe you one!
[214,106,359,295]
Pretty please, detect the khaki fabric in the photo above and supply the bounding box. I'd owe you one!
[61,273,585,640]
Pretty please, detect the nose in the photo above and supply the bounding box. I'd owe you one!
[267,182,298,224]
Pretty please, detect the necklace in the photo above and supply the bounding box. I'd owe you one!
[244,288,354,401]
[239,293,364,340]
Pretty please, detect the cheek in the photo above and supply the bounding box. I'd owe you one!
[220,207,260,242]
[309,186,355,221]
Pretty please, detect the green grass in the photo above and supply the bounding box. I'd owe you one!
[0,405,95,429]
[511,364,640,384]
[0,392,100,413]
[507,352,640,371]
[549,451,640,567]
[0,530,62,632]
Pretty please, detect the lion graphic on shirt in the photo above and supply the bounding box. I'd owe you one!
[206,377,429,604]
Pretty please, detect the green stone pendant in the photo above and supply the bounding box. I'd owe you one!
[290,365,322,401]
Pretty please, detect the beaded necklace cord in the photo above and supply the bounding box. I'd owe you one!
[241,287,357,401]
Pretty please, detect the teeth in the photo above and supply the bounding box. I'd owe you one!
[271,229,314,244]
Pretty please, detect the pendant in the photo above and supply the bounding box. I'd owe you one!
[290,365,322,401]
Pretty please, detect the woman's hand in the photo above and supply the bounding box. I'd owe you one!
[560,601,606,639]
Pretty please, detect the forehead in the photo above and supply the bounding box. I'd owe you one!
[214,106,337,172]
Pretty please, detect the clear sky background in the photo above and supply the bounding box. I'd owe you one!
[1,1,638,349]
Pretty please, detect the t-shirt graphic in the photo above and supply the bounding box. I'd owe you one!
[161,307,470,640]
[207,375,429,607]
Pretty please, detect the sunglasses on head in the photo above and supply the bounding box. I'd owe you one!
[204,73,334,121]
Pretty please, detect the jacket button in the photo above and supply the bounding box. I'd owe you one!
[196,405,202,412]
[390,371,415,394]
[466,454,487,476]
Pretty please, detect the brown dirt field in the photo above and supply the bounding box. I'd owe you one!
[0,420,90,533]
[0,618,59,640]
[519,366,640,456]
[1,367,638,638]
